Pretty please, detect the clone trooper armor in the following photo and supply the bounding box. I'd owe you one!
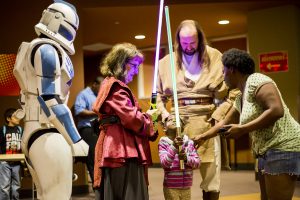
[13,2,88,199]
[14,37,88,157]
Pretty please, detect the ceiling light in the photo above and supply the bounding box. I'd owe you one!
[135,35,145,40]
[218,20,230,25]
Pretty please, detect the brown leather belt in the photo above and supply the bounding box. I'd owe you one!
[175,97,213,106]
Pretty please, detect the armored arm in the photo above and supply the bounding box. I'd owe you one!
[33,43,81,144]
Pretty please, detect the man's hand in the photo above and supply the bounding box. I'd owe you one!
[152,121,158,132]
[146,109,162,122]
[146,109,161,142]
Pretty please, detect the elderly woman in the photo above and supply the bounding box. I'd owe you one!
[193,48,300,200]
[92,43,159,200]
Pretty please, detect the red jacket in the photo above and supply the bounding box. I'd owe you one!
[92,77,156,187]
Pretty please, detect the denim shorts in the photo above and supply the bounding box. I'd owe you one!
[258,149,300,175]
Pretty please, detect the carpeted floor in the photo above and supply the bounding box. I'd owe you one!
[148,168,300,200]
[220,193,300,200]
[22,168,300,200]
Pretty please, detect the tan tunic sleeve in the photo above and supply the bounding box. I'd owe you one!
[212,88,241,121]
[205,46,238,122]
[206,46,228,100]
[156,54,173,121]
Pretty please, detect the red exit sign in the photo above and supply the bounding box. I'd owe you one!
[259,51,288,73]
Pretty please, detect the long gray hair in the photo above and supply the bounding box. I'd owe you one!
[100,43,144,80]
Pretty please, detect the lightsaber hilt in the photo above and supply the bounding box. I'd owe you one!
[176,127,185,170]
[178,146,185,170]
[150,92,157,110]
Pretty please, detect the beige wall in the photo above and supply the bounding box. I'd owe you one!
[248,5,300,120]
[0,1,49,125]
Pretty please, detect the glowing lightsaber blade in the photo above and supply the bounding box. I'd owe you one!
[150,0,164,110]
[164,6,184,170]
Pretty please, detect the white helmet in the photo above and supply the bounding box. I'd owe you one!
[35,1,79,55]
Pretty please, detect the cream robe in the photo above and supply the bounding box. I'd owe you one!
[157,45,233,162]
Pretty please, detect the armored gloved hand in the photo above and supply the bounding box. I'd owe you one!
[12,109,25,120]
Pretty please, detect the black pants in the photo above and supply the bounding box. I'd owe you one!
[78,127,98,185]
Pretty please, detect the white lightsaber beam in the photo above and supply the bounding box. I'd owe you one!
[152,0,164,94]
